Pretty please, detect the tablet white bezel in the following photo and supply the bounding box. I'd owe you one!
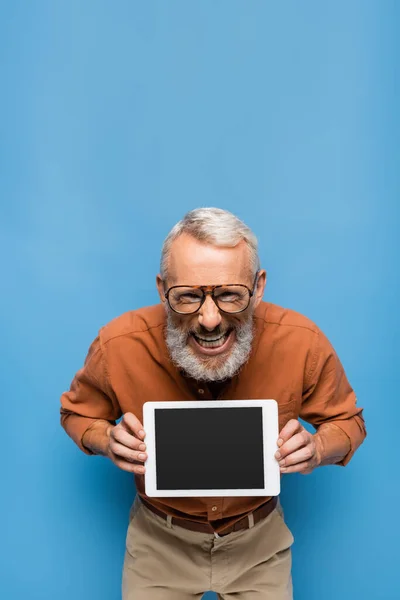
[143,399,280,497]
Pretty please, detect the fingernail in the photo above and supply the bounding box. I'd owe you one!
[278,439,283,446]
[281,467,287,473]
[139,430,145,438]
[139,444,146,451]
[275,452,281,459]
[279,459,286,467]
[138,453,146,461]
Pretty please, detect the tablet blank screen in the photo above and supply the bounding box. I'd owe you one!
[154,407,264,490]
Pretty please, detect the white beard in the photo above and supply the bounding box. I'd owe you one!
[165,312,255,382]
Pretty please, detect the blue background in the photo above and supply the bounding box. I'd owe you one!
[1,1,398,599]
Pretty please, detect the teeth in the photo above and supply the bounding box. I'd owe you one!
[193,332,229,348]
[196,334,225,342]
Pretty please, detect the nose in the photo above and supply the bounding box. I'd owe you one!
[197,295,222,331]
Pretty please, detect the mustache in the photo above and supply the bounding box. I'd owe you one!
[186,324,232,337]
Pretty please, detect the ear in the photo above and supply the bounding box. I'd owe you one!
[156,274,166,304]
[253,269,267,308]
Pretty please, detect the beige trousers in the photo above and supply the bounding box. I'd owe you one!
[122,495,294,600]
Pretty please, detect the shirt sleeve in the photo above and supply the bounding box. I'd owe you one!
[60,336,122,454]
[300,329,366,466]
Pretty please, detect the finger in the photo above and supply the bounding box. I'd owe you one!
[121,412,145,439]
[109,441,147,465]
[278,445,314,467]
[112,426,146,451]
[277,419,302,446]
[110,451,146,475]
[276,430,309,460]
[280,460,313,475]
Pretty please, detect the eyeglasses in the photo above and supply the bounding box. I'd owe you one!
[164,271,259,315]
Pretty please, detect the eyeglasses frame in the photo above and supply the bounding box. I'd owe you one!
[163,270,260,315]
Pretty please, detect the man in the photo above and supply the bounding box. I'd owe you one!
[60,207,366,600]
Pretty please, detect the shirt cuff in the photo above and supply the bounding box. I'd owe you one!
[319,416,366,467]
[60,413,99,455]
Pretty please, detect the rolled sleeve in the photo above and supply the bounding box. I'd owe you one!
[300,330,366,466]
[60,336,121,454]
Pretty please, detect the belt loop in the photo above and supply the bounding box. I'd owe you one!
[248,512,255,529]
[166,515,173,529]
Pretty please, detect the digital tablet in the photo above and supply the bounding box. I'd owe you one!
[143,399,280,497]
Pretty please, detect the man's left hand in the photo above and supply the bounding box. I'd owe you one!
[275,419,322,474]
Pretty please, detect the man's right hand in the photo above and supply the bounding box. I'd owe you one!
[82,413,147,475]
[107,413,147,474]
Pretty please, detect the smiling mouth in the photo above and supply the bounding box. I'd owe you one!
[192,330,231,349]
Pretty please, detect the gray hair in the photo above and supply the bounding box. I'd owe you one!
[160,207,260,279]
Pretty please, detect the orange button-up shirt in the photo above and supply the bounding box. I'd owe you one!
[60,301,366,532]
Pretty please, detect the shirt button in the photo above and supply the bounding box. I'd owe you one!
[211,506,218,512]
[198,388,205,394]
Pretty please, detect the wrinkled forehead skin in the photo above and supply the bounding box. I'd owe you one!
[166,233,254,288]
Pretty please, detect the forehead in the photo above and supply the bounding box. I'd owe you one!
[167,234,252,285]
